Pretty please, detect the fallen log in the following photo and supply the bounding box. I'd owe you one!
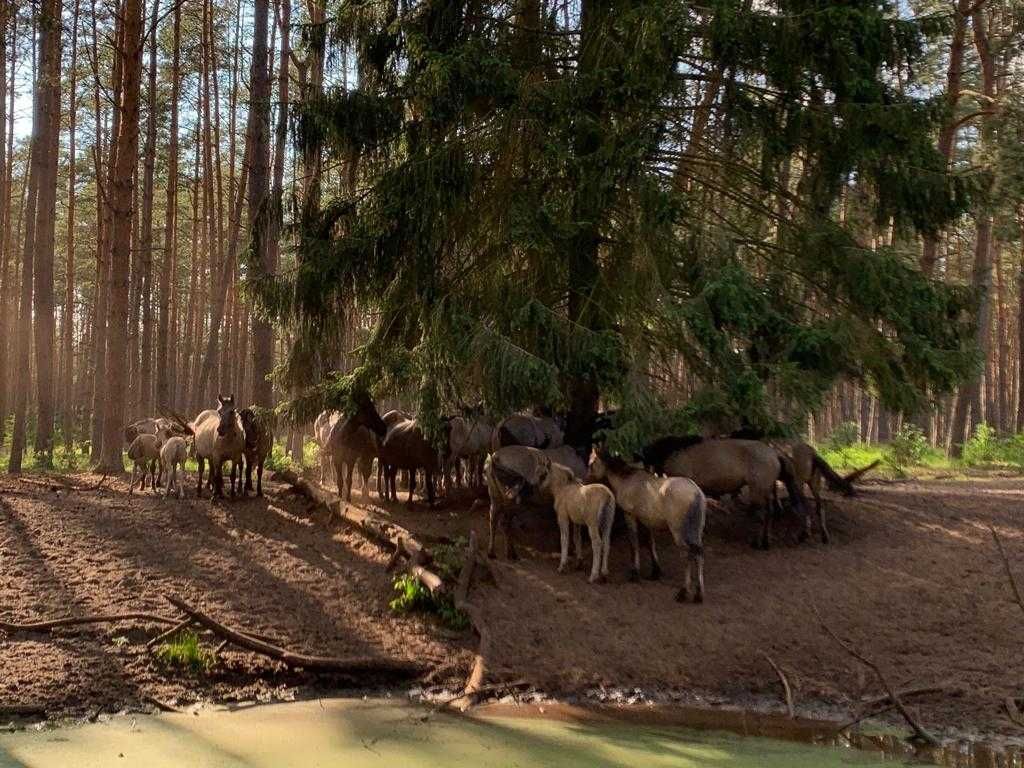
[448,531,494,712]
[272,469,445,595]
[164,594,423,678]
[0,612,180,633]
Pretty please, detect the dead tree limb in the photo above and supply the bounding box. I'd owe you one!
[838,686,948,734]
[449,531,493,712]
[759,650,794,718]
[163,594,423,677]
[145,618,193,649]
[812,603,939,746]
[143,695,182,713]
[0,612,180,633]
[990,526,1024,618]
[272,469,445,595]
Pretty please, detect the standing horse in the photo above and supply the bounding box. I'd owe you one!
[314,410,341,484]
[644,436,806,549]
[325,393,389,502]
[484,445,553,560]
[444,414,494,490]
[240,407,273,497]
[590,452,707,602]
[378,418,441,505]
[491,414,564,451]
[192,395,246,499]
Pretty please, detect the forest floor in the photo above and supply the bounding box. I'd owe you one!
[2,469,1024,737]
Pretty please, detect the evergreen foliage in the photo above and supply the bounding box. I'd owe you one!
[252,0,978,452]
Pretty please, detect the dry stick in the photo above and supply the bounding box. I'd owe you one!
[759,650,794,718]
[164,594,423,677]
[145,617,193,649]
[449,531,493,712]
[838,687,948,734]
[811,603,939,746]
[990,526,1024,617]
[0,612,180,632]
[143,695,181,713]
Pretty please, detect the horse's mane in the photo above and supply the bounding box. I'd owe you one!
[600,452,643,477]
[639,434,704,470]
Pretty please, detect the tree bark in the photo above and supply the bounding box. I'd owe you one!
[138,0,159,416]
[60,0,81,454]
[0,0,11,448]
[249,0,274,407]
[97,0,145,472]
[156,0,180,410]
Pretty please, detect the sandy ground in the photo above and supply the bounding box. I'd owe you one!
[2,469,1023,736]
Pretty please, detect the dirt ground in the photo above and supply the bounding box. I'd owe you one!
[2,469,1024,736]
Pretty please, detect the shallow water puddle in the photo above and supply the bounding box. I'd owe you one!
[0,698,962,768]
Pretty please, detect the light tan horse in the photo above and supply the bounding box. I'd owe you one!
[541,462,616,583]
[590,452,707,603]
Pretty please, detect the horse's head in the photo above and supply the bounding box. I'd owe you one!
[352,391,387,437]
[588,450,607,481]
[239,408,259,448]
[216,396,239,437]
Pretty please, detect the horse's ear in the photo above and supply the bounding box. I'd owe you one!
[217,395,226,405]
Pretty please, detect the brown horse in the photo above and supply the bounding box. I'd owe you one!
[326,393,389,502]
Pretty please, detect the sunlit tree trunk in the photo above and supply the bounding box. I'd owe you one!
[98,0,145,472]
[0,0,11,447]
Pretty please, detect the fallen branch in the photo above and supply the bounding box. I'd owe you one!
[146,618,193,650]
[990,526,1024,618]
[0,612,180,633]
[838,688,947,734]
[759,651,794,718]
[858,685,947,710]
[448,531,494,712]
[164,594,423,677]
[1005,697,1024,728]
[143,695,181,713]
[812,603,939,746]
[272,469,445,595]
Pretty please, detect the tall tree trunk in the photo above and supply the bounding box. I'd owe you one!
[98,0,145,472]
[949,4,997,457]
[156,0,180,410]
[61,0,81,454]
[30,0,62,466]
[8,11,42,472]
[138,0,159,415]
[249,0,274,407]
[0,0,10,447]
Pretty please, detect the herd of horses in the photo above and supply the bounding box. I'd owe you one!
[310,396,877,603]
[120,393,876,603]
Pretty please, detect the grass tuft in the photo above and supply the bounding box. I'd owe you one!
[154,630,214,673]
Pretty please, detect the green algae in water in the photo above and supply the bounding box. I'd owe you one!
[0,699,933,768]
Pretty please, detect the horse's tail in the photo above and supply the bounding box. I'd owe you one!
[811,451,855,495]
[777,454,808,517]
[597,493,616,542]
[841,459,880,489]
[683,489,706,553]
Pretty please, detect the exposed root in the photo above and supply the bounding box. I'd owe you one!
[812,603,939,746]
[759,650,794,718]
[164,594,424,678]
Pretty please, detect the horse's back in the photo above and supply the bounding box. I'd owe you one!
[664,439,776,495]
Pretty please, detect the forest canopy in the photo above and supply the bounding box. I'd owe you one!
[254,0,979,452]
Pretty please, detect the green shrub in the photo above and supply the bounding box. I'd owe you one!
[883,424,928,475]
[825,422,860,451]
[962,422,999,467]
[389,541,470,632]
[154,630,214,673]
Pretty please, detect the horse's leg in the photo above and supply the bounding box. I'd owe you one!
[256,460,264,497]
[573,522,584,571]
[344,460,355,502]
[504,502,518,561]
[645,525,662,580]
[757,492,773,549]
[811,472,829,544]
[426,470,435,505]
[557,513,571,574]
[196,457,205,498]
[407,469,416,505]
[625,514,641,582]
[244,455,254,495]
[587,522,603,583]
[129,463,137,495]
[488,500,500,559]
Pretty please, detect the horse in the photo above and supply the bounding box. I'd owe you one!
[378,418,441,505]
[326,393,389,502]
[785,442,878,543]
[444,414,494,491]
[160,436,189,499]
[192,395,246,499]
[484,445,553,560]
[491,413,564,451]
[314,410,341,484]
[541,462,616,583]
[643,436,806,549]
[590,452,707,602]
[239,407,273,497]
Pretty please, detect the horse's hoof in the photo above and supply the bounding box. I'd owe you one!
[574,560,585,572]
[487,550,497,560]
[592,574,608,584]
[693,591,704,604]
[507,551,519,562]
[821,532,831,545]
[628,569,641,583]
[557,565,567,574]
[675,589,689,603]
[646,566,662,581]
[798,529,809,544]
